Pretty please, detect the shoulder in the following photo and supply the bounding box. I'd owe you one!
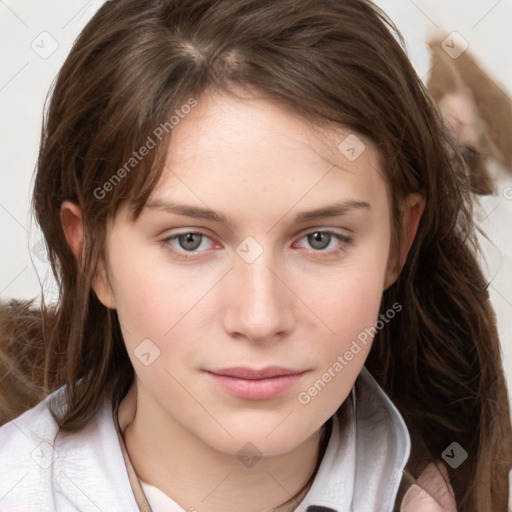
[401,462,457,512]
[0,389,139,511]
[0,391,63,511]
[0,389,62,457]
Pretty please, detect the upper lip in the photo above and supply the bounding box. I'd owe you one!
[206,366,306,380]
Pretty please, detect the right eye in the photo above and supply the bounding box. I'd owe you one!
[160,230,221,260]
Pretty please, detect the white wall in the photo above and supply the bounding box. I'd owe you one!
[1,0,511,394]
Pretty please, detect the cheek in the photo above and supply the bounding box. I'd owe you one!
[309,269,383,371]
[110,255,225,390]
[113,272,166,342]
[295,265,386,419]
[307,241,391,340]
[108,240,202,342]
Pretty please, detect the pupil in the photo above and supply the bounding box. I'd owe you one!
[180,233,201,250]
[309,232,330,250]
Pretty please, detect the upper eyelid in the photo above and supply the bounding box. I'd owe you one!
[295,226,352,238]
[163,227,348,240]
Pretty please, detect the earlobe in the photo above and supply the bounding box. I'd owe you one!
[60,201,117,309]
[92,259,117,310]
[384,193,426,289]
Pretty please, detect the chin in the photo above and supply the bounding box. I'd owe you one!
[198,417,317,460]
[212,434,303,460]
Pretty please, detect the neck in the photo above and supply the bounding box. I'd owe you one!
[121,386,325,512]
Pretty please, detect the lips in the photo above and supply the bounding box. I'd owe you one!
[205,366,307,400]
[208,366,305,379]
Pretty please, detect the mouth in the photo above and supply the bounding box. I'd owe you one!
[204,366,308,400]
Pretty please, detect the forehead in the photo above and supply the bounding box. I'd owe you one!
[143,88,389,227]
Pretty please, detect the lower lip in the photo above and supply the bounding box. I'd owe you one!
[206,372,305,400]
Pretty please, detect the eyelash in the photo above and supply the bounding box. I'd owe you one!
[160,229,353,260]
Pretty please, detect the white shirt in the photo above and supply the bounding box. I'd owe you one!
[0,367,411,511]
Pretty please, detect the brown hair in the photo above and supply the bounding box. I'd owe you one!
[2,0,511,509]
[0,300,54,424]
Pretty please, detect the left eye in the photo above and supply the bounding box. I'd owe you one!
[295,231,349,251]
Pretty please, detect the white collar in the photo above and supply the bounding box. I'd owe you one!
[296,366,411,511]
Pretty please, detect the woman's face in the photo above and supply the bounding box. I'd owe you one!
[97,88,395,457]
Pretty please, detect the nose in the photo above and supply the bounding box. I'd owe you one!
[222,250,296,344]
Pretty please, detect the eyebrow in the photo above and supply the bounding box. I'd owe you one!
[145,198,371,227]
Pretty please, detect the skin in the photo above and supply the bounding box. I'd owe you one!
[61,88,424,512]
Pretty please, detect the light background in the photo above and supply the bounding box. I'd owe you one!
[1,0,511,396]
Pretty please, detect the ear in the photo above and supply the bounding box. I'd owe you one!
[384,193,426,289]
[60,201,117,309]
[60,201,83,260]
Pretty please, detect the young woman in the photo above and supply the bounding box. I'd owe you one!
[1,0,511,510]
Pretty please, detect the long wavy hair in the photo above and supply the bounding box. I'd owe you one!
[1,0,510,510]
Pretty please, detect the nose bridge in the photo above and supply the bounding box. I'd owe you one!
[224,241,293,341]
[242,254,278,307]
